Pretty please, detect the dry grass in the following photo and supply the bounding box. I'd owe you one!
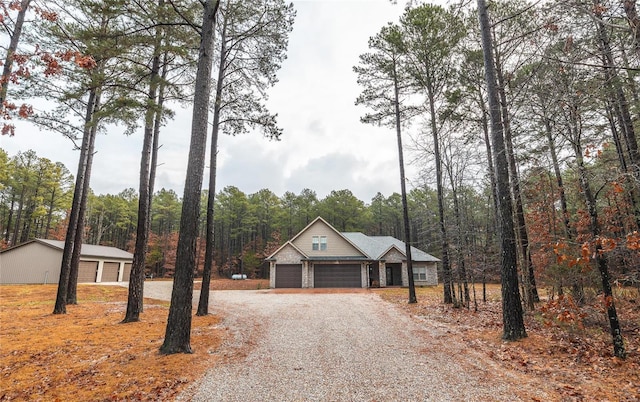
[2,282,638,401]
[377,284,640,401]
[193,278,269,291]
[0,285,223,401]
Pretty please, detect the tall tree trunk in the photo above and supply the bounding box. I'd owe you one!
[619,38,640,122]
[160,0,219,354]
[494,47,538,307]
[149,53,167,224]
[478,0,527,341]
[44,187,57,238]
[450,183,470,307]
[0,0,31,105]
[11,182,28,246]
[595,1,640,229]
[124,6,163,322]
[426,81,452,304]
[53,88,98,314]
[543,111,571,239]
[605,100,630,172]
[393,59,416,304]
[4,192,16,243]
[198,13,228,316]
[573,142,626,359]
[623,0,640,56]
[21,173,41,243]
[67,112,99,304]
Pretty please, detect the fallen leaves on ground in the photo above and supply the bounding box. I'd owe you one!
[377,285,640,401]
[0,284,223,401]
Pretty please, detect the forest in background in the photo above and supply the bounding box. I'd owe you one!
[1,143,637,293]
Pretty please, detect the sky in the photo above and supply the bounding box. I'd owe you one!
[1,0,437,203]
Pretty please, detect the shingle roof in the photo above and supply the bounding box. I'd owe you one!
[342,232,440,262]
[35,239,133,260]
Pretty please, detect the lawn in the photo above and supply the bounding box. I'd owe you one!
[1,281,638,401]
[0,284,223,401]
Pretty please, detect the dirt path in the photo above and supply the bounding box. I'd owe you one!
[164,289,551,401]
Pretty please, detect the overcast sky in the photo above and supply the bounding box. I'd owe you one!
[1,0,441,203]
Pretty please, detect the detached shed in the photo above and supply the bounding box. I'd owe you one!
[0,239,133,284]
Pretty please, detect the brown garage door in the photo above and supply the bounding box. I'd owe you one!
[314,264,361,288]
[275,264,302,288]
[77,261,98,283]
[122,263,132,281]
[101,262,120,282]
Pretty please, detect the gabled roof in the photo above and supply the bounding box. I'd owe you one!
[265,216,439,263]
[267,216,370,260]
[1,239,133,260]
[265,240,307,261]
[342,233,440,262]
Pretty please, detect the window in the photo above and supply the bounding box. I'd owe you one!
[312,235,327,251]
[413,266,427,281]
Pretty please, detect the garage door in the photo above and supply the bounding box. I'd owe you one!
[314,264,361,288]
[101,262,120,282]
[122,263,132,281]
[275,264,302,288]
[77,261,98,283]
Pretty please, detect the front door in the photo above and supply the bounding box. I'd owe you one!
[386,267,393,286]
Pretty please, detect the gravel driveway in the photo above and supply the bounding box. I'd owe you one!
[135,284,545,402]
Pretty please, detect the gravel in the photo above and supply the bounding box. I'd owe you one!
[165,289,545,402]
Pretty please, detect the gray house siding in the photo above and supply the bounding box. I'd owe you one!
[292,220,365,258]
[0,240,133,284]
[0,242,62,284]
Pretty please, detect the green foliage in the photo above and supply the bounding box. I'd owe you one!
[0,149,73,245]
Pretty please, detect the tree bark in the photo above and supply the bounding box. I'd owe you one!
[0,0,31,105]
[124,5,163,322]
[573,143,626,359]
[160,0,219,354]
[392,59,416,304]
[425,78,452,305]
[594,1,640,229]
[44,187,57,238]
[67,106,100,305]
[198,12,228,316]
[493,45,538,307]
[623,0,640,56]
[53,88,98,314]
[477,0,526,341]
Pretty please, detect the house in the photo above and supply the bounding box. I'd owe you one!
[0,239,133,284]
[266,217,439,288]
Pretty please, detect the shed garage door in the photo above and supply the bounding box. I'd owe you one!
[78,261,98,283]
[314,264,361,288]
[275,264,302,288]
[123,263,132,281]
[101,262,120,282]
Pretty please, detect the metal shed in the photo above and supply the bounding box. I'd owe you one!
[0,239,133,284]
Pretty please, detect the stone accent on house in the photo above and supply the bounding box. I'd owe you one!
[401,262,408,287]
[308,264,315,288]
[383,248,405,263]
[269,261,276,288]
[302,261,310,288]
[275,244,304,264]
[378,262,386,287]
[360,263,368,288]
